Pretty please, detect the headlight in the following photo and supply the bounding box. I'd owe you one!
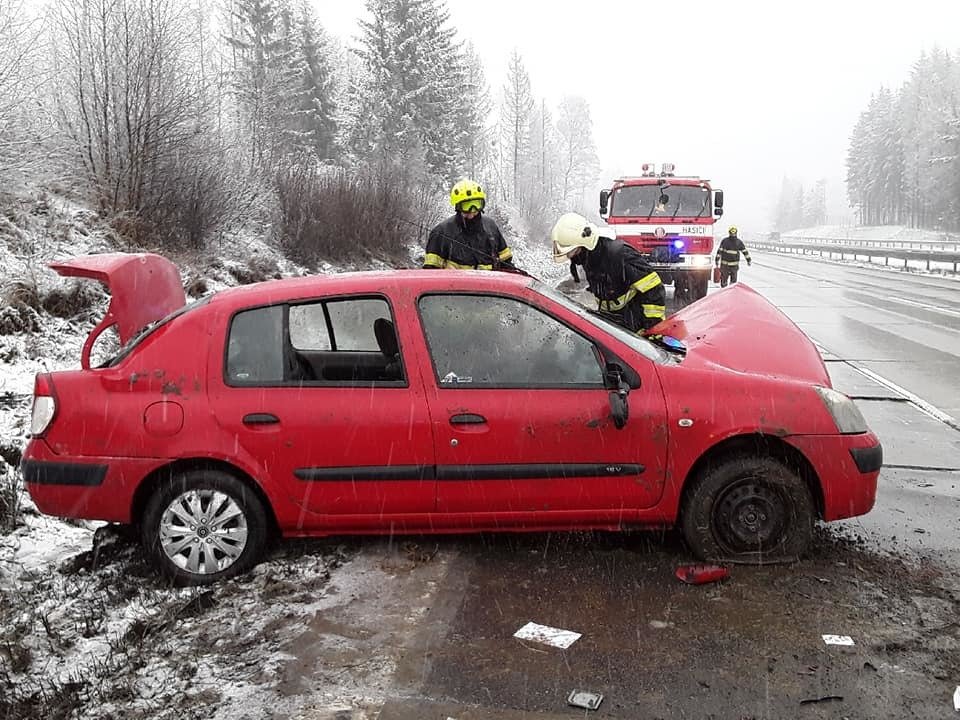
[814,386,868,434]
[683,255,713,267]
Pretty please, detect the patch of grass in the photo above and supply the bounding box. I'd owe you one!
[0,465,19,534]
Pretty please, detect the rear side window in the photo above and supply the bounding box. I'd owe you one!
[226,306,285,382]
[226,296,404,386]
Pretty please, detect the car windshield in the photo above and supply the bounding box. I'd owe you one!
[103,296,211,368]
[610,185,712,218]
[532,281,674,364]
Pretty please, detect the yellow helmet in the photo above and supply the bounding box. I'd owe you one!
[450,179,486,212]
[551,212,606,262]
[728,226,738,235]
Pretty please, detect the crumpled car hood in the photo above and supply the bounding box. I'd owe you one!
[648,283,831,386]
[50,253,185,369]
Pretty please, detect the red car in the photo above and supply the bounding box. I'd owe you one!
[22,253,881,585]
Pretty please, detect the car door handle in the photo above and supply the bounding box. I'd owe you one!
[243,413,279,425]
[450,413,487,425]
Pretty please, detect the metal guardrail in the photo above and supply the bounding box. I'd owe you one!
[752,240,960,273]
[781,235,960,252]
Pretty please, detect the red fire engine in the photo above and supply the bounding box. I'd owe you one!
[600,163,724,302]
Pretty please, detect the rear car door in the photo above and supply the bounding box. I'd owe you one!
[207,294,435,522]
[417,293,668,515]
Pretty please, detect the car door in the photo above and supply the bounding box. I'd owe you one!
[417,292,668,516]
[207,294,435,523]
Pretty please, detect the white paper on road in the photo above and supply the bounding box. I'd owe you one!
[953,685,959,711]
[514,621,582,649]
[822,634,856,646]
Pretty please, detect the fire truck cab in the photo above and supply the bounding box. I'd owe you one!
[600,163,724,302]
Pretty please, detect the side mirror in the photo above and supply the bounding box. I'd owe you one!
[599,190,610,215]
[604,363,631,430]
[714,189,724,208]
[714,208,724,217]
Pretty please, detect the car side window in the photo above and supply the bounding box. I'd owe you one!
[227,297,404,386]
[226,306,285,383]
[419,294,604,387]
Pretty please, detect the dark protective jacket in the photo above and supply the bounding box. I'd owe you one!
[423,213,515,270]
[715,235,752,267]
[573,236,666,333]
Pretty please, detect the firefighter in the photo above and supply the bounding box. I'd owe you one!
[551,212,666,334]
[423,179,518,271]
[714,226,752,287]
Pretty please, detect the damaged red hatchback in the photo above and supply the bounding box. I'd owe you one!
[22,253,881,585]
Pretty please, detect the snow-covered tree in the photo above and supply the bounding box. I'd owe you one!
[556,94,600,208]
[499,49,533,205]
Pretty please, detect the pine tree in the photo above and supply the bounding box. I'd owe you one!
[500,49,533,204]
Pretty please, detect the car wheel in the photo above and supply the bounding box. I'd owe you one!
[681,456,814,564]
[141,469,268,586]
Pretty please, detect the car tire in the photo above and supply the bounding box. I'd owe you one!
[141,469,268,586]
[681,456,815,564]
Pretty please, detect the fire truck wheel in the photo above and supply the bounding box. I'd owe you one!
[681,455,815,565]
[673,275,691,304]
[692,275,709,300]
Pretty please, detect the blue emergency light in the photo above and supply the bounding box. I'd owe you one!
[673,239,685,250]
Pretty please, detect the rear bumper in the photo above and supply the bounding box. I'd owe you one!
[786,432,882,521]
[21,439,164,523]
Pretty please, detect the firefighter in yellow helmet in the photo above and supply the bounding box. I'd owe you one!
[423,179,518,271]
[714,225,752,287]
[552,212,665,334]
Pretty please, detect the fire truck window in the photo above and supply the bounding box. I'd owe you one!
[611,186,712,218]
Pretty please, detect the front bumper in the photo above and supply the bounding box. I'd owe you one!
[786,431,882,521]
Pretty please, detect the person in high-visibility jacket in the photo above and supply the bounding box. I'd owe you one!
[551,212,665,334]
[714,226,752,287]
[423,179,518,271]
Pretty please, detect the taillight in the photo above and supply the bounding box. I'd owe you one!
[29,374,57,437]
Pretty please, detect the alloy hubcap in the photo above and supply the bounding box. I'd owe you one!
[159,489,248,575]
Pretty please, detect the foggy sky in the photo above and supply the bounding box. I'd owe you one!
[316,0,960,232]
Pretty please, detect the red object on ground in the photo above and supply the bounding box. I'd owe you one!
[676,564,729,585]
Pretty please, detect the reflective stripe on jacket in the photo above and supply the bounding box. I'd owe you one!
[715,235,752,267]
[423,214,514,270]
[580,236,666,333]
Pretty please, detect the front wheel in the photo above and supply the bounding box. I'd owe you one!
[681,456,815,564]
[141,469,268,586]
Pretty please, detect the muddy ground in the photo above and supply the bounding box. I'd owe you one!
[4,524,958,720]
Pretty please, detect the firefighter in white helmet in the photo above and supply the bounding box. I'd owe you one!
[552,212,666,334]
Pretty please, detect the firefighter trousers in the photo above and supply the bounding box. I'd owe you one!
[719,265,739,287]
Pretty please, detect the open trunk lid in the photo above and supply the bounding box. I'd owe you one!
[49,253,185,369]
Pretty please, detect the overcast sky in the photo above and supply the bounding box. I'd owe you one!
[316,0,960,231]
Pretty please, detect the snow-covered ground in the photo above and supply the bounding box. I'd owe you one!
[0,193,562,719]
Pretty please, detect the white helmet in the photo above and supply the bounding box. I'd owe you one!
[551,212,613,262]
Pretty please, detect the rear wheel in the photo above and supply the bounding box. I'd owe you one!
[141,469,268,586]
[681,456,815,564]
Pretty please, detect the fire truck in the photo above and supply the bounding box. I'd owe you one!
[600,163,724,302]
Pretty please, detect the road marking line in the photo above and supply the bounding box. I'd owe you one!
[881,294,960,318]
[846,364,960,432]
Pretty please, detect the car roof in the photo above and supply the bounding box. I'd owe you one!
[208,269,535,306]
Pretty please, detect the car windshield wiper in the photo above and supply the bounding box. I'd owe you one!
[696,194,709,217]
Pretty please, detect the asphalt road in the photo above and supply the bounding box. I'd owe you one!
[290,254,960,720]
